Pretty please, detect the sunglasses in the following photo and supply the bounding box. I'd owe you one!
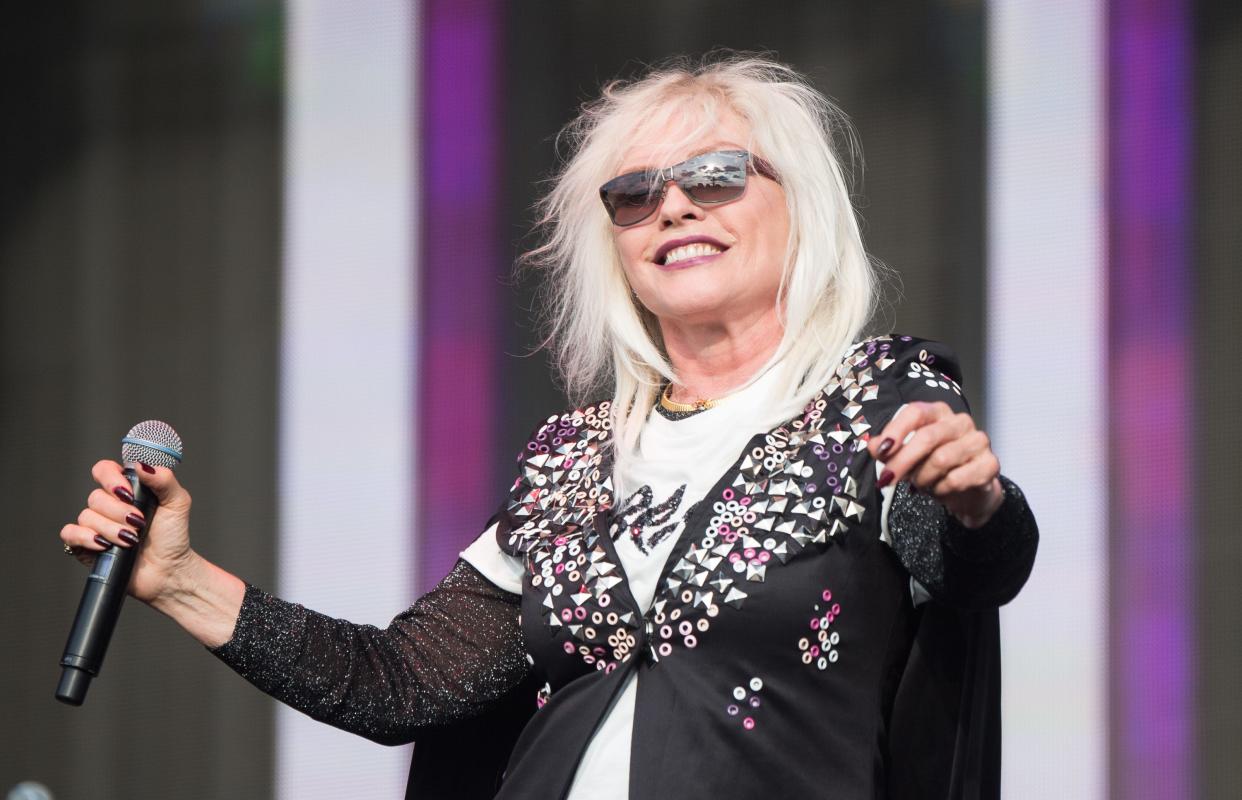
[599,149,777,227]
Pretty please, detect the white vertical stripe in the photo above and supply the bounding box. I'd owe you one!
[988,2,1106,798]
[281,2,417,798]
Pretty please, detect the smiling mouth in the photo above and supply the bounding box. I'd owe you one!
[661,242,726,266]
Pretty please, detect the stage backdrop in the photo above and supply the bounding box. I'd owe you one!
[3,1,1239,799]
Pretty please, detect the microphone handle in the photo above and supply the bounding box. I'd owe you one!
[55,465,159,705]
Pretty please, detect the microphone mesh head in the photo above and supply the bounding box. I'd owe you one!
[120,420,184,470]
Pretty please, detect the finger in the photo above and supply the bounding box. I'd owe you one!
[877,412,974,487]
[932,450,1001,500]
[908,429,991,491]
[131,462,192,511]
[91,458,128,493]
[869,402,955,462]
[61,522,120,554]
[60,524,101,567]
[76,507,141,548]
[86,487,147,530]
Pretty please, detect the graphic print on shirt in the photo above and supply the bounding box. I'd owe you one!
[610,483,698,555]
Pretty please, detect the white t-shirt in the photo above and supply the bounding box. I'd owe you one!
[460,365,904,798]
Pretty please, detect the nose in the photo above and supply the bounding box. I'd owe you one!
[658,182,706,228]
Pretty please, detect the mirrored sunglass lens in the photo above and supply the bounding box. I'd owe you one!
[608,193,658,225]
[615,202,656,226]
[673,152,748,204]
[603,171,660,225]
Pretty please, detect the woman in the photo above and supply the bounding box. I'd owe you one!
[61,56,1036,799]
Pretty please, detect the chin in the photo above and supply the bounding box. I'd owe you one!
[650,297,733,325]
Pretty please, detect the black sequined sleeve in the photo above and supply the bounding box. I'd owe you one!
[209,558,530,746]
[879,337,1039,609]
[887,475,1039,609]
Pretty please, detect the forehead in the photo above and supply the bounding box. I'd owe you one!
[617,108,752,172]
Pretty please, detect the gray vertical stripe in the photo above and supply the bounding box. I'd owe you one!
[1,2,282,797]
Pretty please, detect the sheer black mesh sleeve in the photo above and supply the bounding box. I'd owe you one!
[887,474,1038,609]
[209,558,530,746]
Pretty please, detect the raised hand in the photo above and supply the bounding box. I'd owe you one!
[867,401,1004,529]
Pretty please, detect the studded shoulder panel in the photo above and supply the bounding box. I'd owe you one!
[496,401,615,559]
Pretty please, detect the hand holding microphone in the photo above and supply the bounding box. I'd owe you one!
[56,421,193,704]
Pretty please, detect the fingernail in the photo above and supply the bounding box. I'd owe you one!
[93,534,114,550]
[125,512,146,530]
[118,530,140,547]
[140,463,156,475]
[113,485,135,504]
[876,438,894,458]
[877,469,894,489]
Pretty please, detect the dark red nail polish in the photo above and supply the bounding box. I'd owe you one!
[118,530,140,547]
[125,512,146,530]
[877,469,894,489]
[113,485,135,504]
[876,438,895,458]
[93,534,114,550]
[140,463,156,474]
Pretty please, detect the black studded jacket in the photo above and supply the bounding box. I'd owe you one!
[212,335,1038,800]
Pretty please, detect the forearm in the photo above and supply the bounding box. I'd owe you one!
[889,475,1038,609]
[207,559,530,745]
[147,551,246,649]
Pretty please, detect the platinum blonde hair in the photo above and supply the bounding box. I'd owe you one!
[526,54,878,459]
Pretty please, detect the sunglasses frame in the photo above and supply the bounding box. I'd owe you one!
[599,149,778,227]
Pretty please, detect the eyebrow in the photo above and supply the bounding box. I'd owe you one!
[617,142,748,175]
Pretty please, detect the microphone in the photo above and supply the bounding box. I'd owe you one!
[55,420,184,706]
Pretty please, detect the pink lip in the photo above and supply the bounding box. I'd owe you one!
[653,234,731,266]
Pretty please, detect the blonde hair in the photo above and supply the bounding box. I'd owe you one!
[525,54,878,459]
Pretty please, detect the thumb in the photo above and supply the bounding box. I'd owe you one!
[132,463,192,510]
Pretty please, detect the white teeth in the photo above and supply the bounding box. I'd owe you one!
[663,243,723,265]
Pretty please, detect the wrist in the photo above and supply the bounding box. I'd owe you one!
[149,551,246,649]
[949,477,1005,529]
[942,475,1038,567]
[147,549,208,612]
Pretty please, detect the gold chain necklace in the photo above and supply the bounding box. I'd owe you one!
[659,384,717,412]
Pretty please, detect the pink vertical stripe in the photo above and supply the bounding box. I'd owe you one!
[1109,0,1195,796]
[417,0,504,592]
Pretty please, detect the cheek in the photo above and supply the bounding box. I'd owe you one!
[739,217,785,274]
[755,208,790,274]
[613,232,647,277]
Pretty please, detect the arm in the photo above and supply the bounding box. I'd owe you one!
[864,338,1038,608]
[209,559,530,745]
[61,459,245,647]
[60,461,530,746]
[887,475,1038,609]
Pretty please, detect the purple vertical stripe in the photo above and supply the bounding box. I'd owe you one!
[1110,1,1194,797]
[418,0,503,592]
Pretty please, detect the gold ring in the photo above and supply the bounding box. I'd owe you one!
[63,543,77,556]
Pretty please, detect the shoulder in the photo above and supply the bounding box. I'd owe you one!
[841,334,964,385]
[829,334,969,422]
[514,400,614,461]
[497,401,615,558]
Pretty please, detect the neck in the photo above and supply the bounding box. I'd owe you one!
[659,309,783,403]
